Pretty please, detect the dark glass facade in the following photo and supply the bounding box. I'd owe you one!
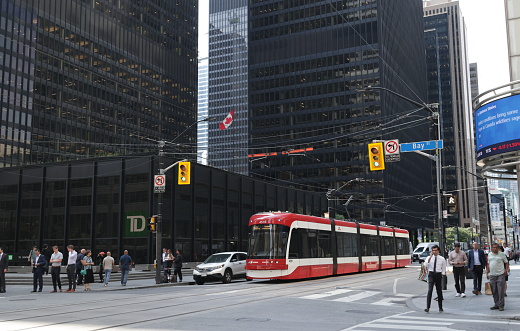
[248,0,433,234]
[0,0,198,167]
[0,156,326,264]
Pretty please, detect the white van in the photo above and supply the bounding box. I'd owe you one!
[412,242,439,262]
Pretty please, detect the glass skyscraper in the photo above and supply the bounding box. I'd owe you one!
[424,0,479,229]
[0,0,198,167]
[207,0,249,175]
[197,58,209,165]
[248,0,433,234]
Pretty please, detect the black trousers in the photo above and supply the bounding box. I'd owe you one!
[173,267,182,281]
[66,264,76,290]
[75,268,83,284]
[51,266,62,291]
[33,269,43,291]
[426,272,443,309]
[472,265,484,292]
[0,270,5,292]
[453,267,466,294]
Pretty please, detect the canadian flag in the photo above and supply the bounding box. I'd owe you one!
[219,110,234,130]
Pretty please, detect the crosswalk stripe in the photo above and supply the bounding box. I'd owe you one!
[332,290,380,302]
[300,289,352,299]
[357,323,462,331]
[380,319,452,326]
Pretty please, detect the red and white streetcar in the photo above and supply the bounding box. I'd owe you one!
[246,212,410,280]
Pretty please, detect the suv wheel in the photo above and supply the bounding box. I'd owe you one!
[222,269,232,284]
[195,278,205,285]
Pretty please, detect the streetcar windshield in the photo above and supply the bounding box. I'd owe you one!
[248,224,290,259]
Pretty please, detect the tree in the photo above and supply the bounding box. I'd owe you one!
[445,227,473,250]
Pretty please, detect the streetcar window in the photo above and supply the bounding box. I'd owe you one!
[380,237,395,256]
[396,238,409,255]
[288,228,331,259]
[361,234,379,256]
[248,224,289,259]
[337,232,357,257]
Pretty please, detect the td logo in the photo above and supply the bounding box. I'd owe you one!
[124,212,148,237]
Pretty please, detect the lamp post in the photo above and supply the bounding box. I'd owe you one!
[358,86,444,255]
[154,116,216,284]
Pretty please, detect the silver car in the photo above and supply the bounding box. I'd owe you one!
[193,252,247,285]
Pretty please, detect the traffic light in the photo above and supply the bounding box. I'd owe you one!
[368,142,385,171]
[446,194,457,213]
[178,161,191,185]
[148,215,157,232]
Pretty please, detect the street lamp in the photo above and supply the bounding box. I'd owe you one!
[358,86,444,255]
[154,116,217,284]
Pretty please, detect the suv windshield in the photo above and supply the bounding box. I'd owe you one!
[204,254,231,264]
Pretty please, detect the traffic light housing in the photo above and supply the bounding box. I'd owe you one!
[368,142,385,171]
[178,161,191,185]
[148,215,157,232]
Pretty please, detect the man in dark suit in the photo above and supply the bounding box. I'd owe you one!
[31,249,47,293]
[0,246,8,293]
[468,242,487,295]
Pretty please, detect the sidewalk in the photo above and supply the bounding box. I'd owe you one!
[408,263,520,320]
[2,269,193,294]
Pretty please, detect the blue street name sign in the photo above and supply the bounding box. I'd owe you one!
[400,140,443,152]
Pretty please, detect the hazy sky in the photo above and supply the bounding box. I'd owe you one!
[198,0,510,93]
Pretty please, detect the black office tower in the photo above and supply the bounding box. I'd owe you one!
[248,0,433,233]
[0,1,198,167]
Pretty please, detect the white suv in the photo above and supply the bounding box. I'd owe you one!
[193,252,247,285]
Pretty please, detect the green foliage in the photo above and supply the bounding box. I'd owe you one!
[445,227,474,250]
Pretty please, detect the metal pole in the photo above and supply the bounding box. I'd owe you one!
[155,141,165,285]
[502,201,508,247]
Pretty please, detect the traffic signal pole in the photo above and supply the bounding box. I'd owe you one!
[155,150,187,285]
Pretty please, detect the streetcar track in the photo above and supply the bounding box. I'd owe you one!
[1,268,415,330]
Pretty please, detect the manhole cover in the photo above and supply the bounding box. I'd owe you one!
[236,318,270,322]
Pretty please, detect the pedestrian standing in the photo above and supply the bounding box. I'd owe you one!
[119,250,133,286]
[0,247,8,293]
[49,245,63,293]
[173,249,183,283]
[424,245,446,313]
[97,252,105,283]
[164,249,173,279]
[468,242,486,295]
[31,249,47,293]
[82,250,95,291]
[66,245,77,292]
[103,251,115,287]
[75,249,85,285]
[27,245,37,264]
[41,244,52,275]
[448,242,468,298]
[499,246,509,296]
[486,243,509,311]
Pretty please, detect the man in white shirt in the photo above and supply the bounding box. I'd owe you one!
[66,245,77,292]
[102,251,115,287]
[425,245,446,313]
[49,246,63,293]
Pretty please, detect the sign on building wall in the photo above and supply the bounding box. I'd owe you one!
[124,212,148,237]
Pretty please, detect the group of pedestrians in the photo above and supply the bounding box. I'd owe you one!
[0,244,133,294]
[424,242,510,312]
[162,248,183,282]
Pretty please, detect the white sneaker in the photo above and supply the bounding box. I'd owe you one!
[455,293,460,297]
[461,293,466,298]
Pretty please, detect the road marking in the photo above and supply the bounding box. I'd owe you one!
[300,289,352,300]
[361,323,461,330]
[341,312,462,331]
[332,290,380,302]
[205,289,251,296]
[393,277,400,294]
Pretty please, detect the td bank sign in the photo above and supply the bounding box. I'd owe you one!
[124,212,148,237]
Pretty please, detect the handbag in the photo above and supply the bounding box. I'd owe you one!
[485,281,492,295]
[80,269,87,276]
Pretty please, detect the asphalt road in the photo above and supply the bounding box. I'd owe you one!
[1,265,520,330]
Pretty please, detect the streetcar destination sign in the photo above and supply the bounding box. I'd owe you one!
[400,140,443,152]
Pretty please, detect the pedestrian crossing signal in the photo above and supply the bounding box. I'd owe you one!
[178,161,191,185]
[368,142,385,171]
